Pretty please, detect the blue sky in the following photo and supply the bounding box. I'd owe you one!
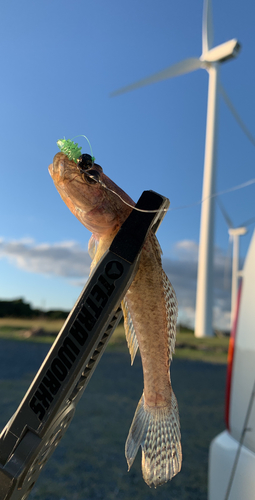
[0,0,254,328]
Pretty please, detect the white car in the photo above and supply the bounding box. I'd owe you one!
[208,229,255,500]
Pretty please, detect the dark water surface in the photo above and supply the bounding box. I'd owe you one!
[0,339,226,500]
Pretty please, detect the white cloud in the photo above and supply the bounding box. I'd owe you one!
[0,238,91,279]
[173,239,199,262]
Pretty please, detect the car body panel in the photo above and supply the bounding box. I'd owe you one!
[229,230,255,452]
[208,230,255,499]
[209,431,255,500]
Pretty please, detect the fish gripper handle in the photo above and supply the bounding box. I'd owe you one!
[0,190,169,500]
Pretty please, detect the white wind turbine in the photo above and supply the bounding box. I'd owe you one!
[111,0,241,337]
[217,199,249,328]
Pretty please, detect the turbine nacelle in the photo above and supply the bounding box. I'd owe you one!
[201,39,241,64]
[228,227,247,238]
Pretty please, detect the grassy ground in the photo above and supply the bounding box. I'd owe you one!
[0,317,230,363]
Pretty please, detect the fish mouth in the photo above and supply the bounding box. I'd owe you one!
[49,154,67,178]
[48,163,53,177]
[48,154,79,183]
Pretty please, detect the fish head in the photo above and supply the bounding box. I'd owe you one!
[48,152,108,232]
[48,151,135,239]
[49,151,103,194]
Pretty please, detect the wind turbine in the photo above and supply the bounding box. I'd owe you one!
[228,226,247,326]
[217,199,247,328]
[111,0,241,338]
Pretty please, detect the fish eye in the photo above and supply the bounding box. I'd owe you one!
[77,154,103,172]
[77,154,93,171]
[82,169,101,184]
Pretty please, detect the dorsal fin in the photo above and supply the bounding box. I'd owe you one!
[162,270,178,361]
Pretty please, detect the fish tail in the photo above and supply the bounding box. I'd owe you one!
[125,392,182,487]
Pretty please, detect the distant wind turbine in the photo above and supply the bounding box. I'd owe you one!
[217,199,247,328]
[111,0,241,338]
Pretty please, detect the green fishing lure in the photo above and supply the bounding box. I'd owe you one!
[57,139,82,163]
[57,135,95,164]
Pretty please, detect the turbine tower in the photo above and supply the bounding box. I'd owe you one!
[111,0,241,337]
[217,199,247,329]
[228,227,247,327]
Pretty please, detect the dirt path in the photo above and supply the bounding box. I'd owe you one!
[0,339,226,500]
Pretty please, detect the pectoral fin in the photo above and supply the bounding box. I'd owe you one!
[88,235,99,259]
[121,298,139,365]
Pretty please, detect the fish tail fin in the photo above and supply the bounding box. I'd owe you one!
[125,392,182,487]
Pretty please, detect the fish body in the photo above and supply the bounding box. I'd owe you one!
[49,152,182,486]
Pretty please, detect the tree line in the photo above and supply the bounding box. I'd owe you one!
[0,298,68,319]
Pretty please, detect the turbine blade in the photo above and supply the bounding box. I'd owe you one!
[111,58,203,97]
[202,0,214,55]
[239,216,255,228]
[219,83,255,148]
[217,198,233,229]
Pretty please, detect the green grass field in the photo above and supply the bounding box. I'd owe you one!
[0,317,230,363]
